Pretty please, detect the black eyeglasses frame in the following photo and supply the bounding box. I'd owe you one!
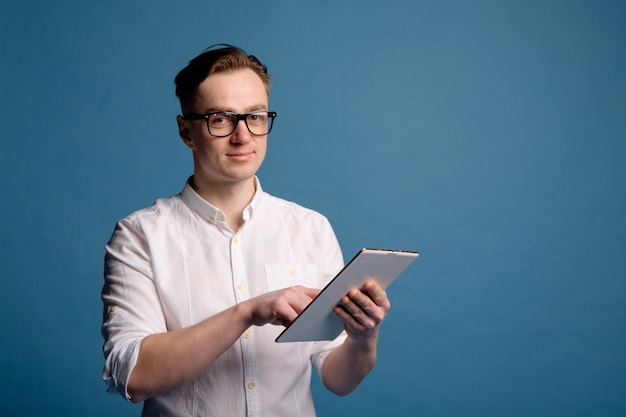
[182,111,277,137]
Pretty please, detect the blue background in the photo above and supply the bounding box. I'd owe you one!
[1,1,625,416]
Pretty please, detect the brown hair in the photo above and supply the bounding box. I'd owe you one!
[174,44,272,112]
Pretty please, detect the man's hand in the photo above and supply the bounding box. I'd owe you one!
[333,279,391,342]
[247,286,320,327]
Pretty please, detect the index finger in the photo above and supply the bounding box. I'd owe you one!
[302,287,321,299]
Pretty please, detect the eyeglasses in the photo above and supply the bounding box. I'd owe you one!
[183,110,277,137]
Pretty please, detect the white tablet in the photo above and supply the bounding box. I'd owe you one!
[275,248,419,343]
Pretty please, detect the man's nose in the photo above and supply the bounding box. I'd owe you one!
[230,119,252,143]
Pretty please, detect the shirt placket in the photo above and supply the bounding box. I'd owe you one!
[230,231,261,417]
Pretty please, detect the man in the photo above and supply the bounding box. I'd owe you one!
[102,45,391,416]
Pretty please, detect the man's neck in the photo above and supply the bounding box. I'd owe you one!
[190,176,256,232]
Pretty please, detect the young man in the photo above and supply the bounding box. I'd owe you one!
[102,45,391,416]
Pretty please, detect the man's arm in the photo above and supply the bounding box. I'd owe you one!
[320,280,391,396]
[127,285,319,403]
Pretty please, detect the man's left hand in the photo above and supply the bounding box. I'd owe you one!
[333,279,391,342]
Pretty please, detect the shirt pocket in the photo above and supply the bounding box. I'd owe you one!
[264,264,320,292]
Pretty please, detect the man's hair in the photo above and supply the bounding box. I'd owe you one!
[174,44,272,112]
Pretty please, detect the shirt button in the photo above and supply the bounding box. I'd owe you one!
[216,212,224,221]
[288,268,296,276]
[237,283,245,291]
[248,382,256,390]
[243,331,251,339]
[233,237,239,244]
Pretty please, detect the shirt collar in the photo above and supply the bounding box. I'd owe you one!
[181,176,263,225]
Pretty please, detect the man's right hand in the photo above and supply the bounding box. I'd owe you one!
[246,285,320,327]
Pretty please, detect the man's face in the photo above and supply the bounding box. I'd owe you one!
[178,68,269,189]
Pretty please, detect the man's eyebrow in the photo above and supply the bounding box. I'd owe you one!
[245,104,268,112]
[198,107,228,114]
[201,105,268,114]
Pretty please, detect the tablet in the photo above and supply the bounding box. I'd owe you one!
[275,248,419,343]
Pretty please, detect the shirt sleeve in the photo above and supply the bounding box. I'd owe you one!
[101,216,168,401]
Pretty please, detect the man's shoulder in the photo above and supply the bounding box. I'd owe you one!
[119,193,184,224]
[261,192,329,222]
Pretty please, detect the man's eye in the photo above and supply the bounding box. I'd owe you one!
[248,113,267,124]
[210,114,230,125]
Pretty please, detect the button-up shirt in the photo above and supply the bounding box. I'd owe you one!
[102,177,346,417]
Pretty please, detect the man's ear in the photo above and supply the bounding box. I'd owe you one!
[176,115,195,149]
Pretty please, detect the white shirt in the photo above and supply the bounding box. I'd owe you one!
[102,177,346,417]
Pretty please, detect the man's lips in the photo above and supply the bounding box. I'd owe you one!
[226,151,254,161]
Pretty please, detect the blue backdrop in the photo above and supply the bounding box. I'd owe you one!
[1,1,625,416]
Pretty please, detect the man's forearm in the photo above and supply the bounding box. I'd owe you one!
[320,334,378,396]
[127,302,252,403]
